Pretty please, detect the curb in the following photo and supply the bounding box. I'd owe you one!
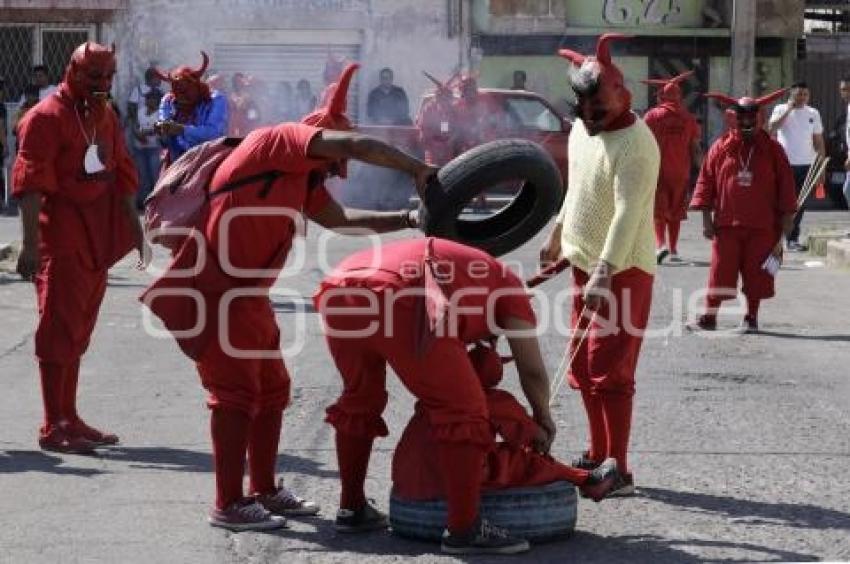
[826,239,850,269]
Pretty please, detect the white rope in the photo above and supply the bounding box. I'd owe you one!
[549,305,594,406]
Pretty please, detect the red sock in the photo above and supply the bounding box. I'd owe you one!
[210,407,251,509]
[437,442,485,533]
[335,431,373,510]
[654,220,667,248]
[600,392,633,475]
[746,296,760,320]
[668,221,681,254]
[580,389,607,462]
[61,359,81,423]
[38,362,66,428]
[248,409,283,495]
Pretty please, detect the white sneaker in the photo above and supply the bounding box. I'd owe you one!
[209,498,287,531]
[256,479,320,516]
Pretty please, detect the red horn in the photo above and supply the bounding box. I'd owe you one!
[595,33,630,66]
[558,49,585,67]
[329,62,359,116]
[192,51,210,78]
[641,78,670,87]
[703,92,740,107]
[84,42,91,58]
[755,87,789,107]
[670,70,694,84]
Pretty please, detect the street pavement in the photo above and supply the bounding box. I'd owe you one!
[1,212,849,563]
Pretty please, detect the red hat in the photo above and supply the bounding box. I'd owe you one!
[154,51,212,109]
[642,70,694,104]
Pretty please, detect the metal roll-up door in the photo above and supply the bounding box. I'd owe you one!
[213,42,361,122]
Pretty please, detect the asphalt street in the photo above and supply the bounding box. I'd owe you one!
[1,212,849,563]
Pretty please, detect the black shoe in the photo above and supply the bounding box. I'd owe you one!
[571,450,602,470]
[578,457,619,502]
[656,248,670,265]
[734,315,759,334]
[441,518,530,555]
[609,471,635,497]
[687,314,717,332]
[334,499,388,533]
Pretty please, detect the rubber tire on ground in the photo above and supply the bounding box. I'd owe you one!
[389,481,577,543]
[420,139,564,257]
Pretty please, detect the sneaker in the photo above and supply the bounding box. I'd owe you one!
[656,248,670,265]
[578,457,619,502]
[334,499,388,533]
[734,315,759,335]
[38,423,98,454]
[68,418,119,446]
[256,479,319,516]
[608,472,635,497]
[208,498,287,531]
[441,518,530,555]
[668,253,684,264]
[571,450,602,470]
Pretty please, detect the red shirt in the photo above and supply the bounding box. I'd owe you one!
[204,123,332,288]
[691,130,797,229]
[644,102,700,187]
[317,238,536,343]
[12,84,138,266]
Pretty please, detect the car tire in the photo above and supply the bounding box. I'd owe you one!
[389,481,578,543]
[420,139,564,257]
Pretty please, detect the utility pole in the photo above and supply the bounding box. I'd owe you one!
[730,0,757,97]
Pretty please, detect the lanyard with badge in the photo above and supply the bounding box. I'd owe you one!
[74,107,106,174]
[737,145,754,188]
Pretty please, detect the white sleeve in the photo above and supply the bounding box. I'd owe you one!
[128,85,141,105]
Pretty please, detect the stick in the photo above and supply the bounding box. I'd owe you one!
[798,157,829,208]
[800,155,822,203]
[526,257,571,288]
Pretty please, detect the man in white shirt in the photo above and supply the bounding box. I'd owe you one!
[17,65,58,104]
[768,82,825,250]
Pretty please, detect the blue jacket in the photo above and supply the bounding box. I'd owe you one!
[160,90,228,161]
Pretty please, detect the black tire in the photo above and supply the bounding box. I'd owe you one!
[389,481,577,543]
[420,139,564,257]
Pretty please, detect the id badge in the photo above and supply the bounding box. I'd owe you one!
[737,170,753,187]
[440,121,450,134]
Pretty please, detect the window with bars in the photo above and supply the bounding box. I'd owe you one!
[0,25,93,102]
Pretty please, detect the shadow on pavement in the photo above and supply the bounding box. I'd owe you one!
[0,450,105,476]
[757,330,850,342]
[640,486,850,531]
[98,446,337,479]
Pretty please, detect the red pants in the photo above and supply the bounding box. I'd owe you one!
[34,255,107,363]
[196,296,290,415]
[567,267,653,474]
[320,292,492,445]
[708,227,778,301]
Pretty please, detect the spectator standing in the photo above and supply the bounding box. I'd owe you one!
[227,73,261,136]
[13,86,41,152]
[1,77,8,210]
[768,82,825,250]
[366,68,411,125]
[511,70,527,91]
[272,81,295,122]
[18,64,58,104]
[836,76,850,207]
[131,90,163,208]
[127,67,164,128]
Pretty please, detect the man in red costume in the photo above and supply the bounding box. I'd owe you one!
[642,70,703,264]
[540,34,660,497]
[227,72,261,137]
[452,76,502,208]
[141,63,436,531]
[690,90,798,333]
[417,72,457,166]
[13,42,144,453]
[315,237,563,555]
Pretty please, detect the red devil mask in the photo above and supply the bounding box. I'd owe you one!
[704,88,787,139]
[302,63,359,178]
[154,52,211,114]
[558,33,633,135]
[642,70,694,105]
[63,42,116,114]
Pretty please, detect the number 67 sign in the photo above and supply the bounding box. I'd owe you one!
[603,0,685,26]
